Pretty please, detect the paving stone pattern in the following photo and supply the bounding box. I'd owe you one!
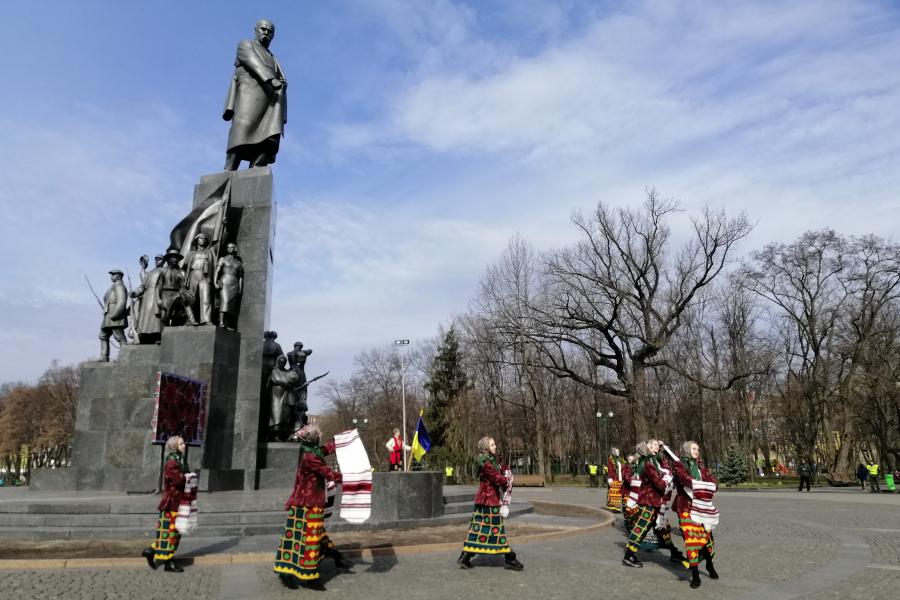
[2,488,899,600]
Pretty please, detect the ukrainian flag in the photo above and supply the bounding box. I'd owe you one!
[410,410,431,462]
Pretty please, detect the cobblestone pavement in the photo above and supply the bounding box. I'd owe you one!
[2,487,898,600]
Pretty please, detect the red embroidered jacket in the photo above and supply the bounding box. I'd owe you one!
[672,460,717,515]
[475,457,509,506]
[620,463,634,494]
[285,440,342,509]
[607,457,625,482]
[157,455,186,512]
[636,458,668,508]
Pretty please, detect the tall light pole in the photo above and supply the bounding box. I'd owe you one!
[395,339,410,471]
[596,410,614,467]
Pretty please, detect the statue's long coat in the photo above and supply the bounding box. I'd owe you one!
[101,280,128,329]
[223,39,287,155]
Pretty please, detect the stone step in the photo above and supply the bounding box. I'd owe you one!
[442,501,474,515]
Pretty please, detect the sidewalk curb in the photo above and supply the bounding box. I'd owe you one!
[0,504,615,571]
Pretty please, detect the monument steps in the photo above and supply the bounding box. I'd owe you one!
[0,486,535,540]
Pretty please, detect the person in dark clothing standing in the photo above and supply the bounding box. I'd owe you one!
[856,463,868,490]
[797,460,812,492]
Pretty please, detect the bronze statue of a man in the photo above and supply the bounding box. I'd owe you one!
[156,249,186,327]
[98,270,129,361]
[287,342,312,422]
[223,19,287,170]
[130,255,165,343]
[183,233,216,326]
[215,242,243,330]
[269,355,299,442]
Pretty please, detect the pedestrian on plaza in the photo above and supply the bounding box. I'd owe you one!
[622,439,682,568]
[797,460,812,492]
[588,463,599,488]
[867,461,881,493]
[457,436,524,571]
[667,441,720,589]
[274,424,347,591]
[142,435,189,572]
[620,453,638,523]
[856,463,868,490]
[606,447,626,512]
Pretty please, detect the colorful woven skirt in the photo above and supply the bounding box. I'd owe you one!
[151,510,181,561]
[463,504,511,554]
[606,480,623,512]
[678,512,715,568]
[274,505,326,581]
[626,506,660,552]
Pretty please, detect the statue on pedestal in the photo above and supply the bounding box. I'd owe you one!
[156,249,187,327]
[215,243,243,330]
[269,355,299,442]
[130,254,165,343]
[183,233,216,326]
[223,19,287,170]
[287,342,312,424]
[98,270,129,361]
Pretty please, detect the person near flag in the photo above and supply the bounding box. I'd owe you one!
[385,428,410,471]
[668,440,720,589]
[457,436,524,571]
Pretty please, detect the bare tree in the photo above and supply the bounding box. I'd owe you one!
[531,190,752,438]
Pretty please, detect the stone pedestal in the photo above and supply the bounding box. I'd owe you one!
[31,168,276,492]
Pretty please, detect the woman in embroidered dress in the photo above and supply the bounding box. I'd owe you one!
[142,435,187,572]
[457,436,524,571]
[606,447,626,512]
[274,424,345,591]
[668,440,719,589]
[622,439,683,567]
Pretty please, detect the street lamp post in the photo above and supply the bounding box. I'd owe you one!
[395,339,410,471]
[351,417,369,457]
[596,410,615,468]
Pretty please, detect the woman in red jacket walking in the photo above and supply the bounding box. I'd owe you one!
[623,438,672,568]
[668,441,719,589]
[142,435,187,572]
[274,424,344,590]
[457,436,524,571]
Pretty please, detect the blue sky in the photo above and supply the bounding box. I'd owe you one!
[1,1,899,412]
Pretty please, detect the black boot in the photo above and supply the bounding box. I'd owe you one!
[622,549,643,568]
[690,566,702,588]
[278,573,299,589]
[300,579,327,592]
[164,559,184,573]
[504,551,524,571]
[457,551,473,569]
[668,545,686,564]
[141,547,157,570]
[330,548,354,570]
[701,547,719,579]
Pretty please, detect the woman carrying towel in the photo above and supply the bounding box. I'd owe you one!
[142,435,187,572]
[668,440,719,589]
[606,447,626,512]
[274,424,344,591]
[457,436,524,571]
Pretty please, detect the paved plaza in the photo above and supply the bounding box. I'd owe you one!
[2,486,899,599]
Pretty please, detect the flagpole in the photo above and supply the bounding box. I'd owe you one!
[395,339,410,472]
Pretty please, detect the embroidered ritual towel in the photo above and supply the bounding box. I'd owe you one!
[686,479,719,530]
[626,475,641,509]
[175,472,198,534]
[500,469,513,518]
[324,480,337,524]
[334,429,372,524]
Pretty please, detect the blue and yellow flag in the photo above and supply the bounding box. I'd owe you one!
[410,410,431,462]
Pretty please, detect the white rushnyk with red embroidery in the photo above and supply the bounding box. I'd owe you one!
[175,472,199,534]
[686,479,719,531]
[334,429,372,524]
